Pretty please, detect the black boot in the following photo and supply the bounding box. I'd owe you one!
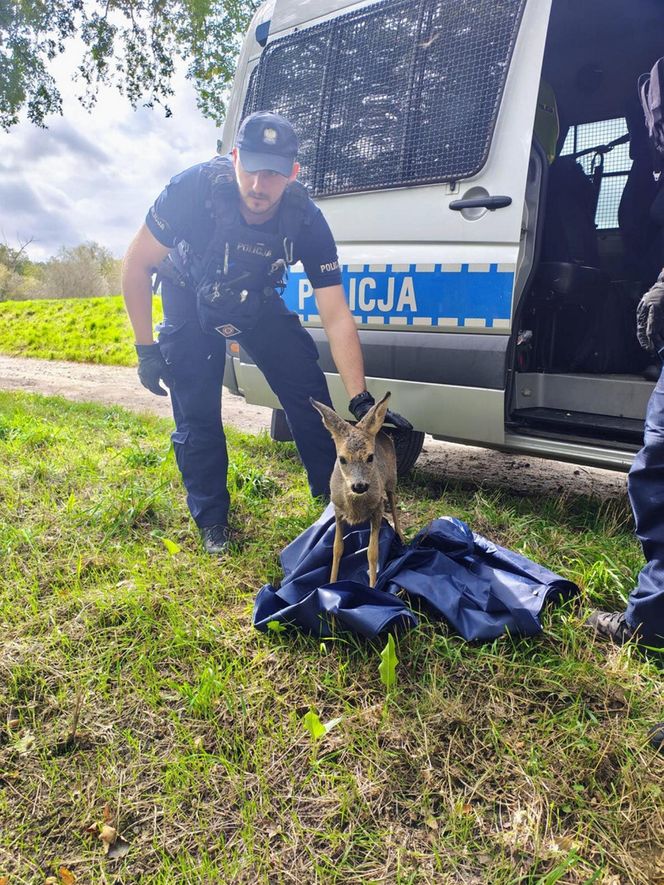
[584,610,636,645]
[200,524,231,555]
[648,722,664,752]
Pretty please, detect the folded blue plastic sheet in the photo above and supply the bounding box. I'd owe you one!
[253,505,579,641]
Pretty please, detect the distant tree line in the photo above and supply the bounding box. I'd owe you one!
[0,239,122,301]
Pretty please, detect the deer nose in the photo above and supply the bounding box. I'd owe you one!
[351,482,369,494]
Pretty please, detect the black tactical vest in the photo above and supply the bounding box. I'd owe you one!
[194,155,312,338]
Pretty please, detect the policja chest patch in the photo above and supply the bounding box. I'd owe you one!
[215,323,242,338]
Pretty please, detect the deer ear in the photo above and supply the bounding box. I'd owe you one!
[357,391,391,435]
[310,398,350,440]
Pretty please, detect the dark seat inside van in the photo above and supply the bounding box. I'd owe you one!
[541,155,601,267]
[530,155,607,371]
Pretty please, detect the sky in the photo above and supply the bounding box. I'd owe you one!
[0,49,222,263]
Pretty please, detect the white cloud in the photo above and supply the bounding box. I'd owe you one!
[0,41,222,261]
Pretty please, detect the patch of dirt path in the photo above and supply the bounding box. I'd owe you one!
[0,354,628,500]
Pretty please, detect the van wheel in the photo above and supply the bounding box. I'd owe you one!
[383,428,425,476]
[270,408,293,442]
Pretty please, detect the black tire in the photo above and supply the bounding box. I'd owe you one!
[382,427,425,476]
[270,408,293,442]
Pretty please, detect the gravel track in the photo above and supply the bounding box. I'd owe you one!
[0,354,628,501]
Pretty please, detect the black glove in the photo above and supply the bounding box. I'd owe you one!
[135,343,173,396]
[349,390,413,430]
[636,270,664,353]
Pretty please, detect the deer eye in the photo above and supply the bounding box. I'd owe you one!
[339,456,347,465]
[366,453,374,463]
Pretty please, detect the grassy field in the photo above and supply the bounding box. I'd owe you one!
[0,391,662,884]
[0,296,162,366]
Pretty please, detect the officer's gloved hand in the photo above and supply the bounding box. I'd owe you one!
[636,270,664,353]
[135,343,172,396]
[349,390,413,430]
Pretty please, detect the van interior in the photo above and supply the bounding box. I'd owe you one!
[510,0,664,451]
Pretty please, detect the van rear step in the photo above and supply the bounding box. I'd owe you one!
[512,408,644,445]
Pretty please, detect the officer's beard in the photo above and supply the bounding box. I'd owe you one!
[240,192,281,223]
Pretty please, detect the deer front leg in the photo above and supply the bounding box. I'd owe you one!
[330,513,345,584]
[386,490,405,543]
[368,511,383,588]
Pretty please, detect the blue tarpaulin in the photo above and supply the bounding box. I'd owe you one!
[253,505,579,642]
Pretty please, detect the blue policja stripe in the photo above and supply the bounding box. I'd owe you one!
[281,263,514,327]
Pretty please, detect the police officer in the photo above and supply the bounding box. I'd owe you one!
[585,267,664,652]
[122,111,410,554]
[586,273,664,752]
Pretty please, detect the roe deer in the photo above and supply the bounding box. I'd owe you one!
[310,392,404,587]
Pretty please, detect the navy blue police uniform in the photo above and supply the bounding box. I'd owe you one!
[588,267,664,648]
[627,357,664,645]
[626,273,664,646]
[585,58,664,659]
[144,154,339,530]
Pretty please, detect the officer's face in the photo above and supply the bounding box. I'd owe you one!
[232,148,300,219]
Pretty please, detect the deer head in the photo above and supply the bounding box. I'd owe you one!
[310,393,391,497]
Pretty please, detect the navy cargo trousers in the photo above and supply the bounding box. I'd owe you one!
[626,358,664,644]
[157,281,337,529]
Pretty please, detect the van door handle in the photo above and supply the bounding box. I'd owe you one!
[449,195,512,211]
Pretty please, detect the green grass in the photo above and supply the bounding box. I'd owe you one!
[0,295,163,365]
[0,391,662,884]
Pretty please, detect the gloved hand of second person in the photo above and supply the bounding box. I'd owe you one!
[349,390,413,430]
[636,270,664,352]
[135,343,173,396]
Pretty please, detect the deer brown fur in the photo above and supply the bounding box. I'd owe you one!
[310,392,404,587]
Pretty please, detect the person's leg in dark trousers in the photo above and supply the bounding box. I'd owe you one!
[239,311,337,497]
[158,317,230,528]
[626,359,664,644]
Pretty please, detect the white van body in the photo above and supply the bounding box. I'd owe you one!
[221,0,664,472]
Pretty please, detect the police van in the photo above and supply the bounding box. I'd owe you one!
[220,0,664,473]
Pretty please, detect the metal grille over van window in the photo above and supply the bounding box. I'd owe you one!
[243,0,527,196]
[244,65,259,117]
[561,118,632,230]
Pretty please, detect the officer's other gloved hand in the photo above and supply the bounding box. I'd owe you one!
[135,343,172,396]
[349,390,413,431]
[636,269,664,353]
